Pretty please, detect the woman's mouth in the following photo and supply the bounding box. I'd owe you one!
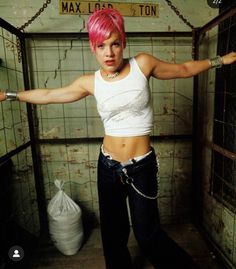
[105,60,115,66]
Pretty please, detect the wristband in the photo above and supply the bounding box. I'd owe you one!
[209,55,223,68]
[5,91,19,101]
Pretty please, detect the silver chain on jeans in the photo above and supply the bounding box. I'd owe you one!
[122,157,160,200]
[129,180,158,200]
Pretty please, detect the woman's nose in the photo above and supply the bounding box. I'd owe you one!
[105,46,114,57]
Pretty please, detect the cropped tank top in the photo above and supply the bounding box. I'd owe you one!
[94,57,153,137]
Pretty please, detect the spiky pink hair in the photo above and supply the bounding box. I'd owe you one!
[87,8,126,53]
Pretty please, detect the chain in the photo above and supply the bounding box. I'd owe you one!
[18,0,52,32]
[16,0,52,62]
[164,0,195,30]
[121,156,160,200]
[130,182,159,200]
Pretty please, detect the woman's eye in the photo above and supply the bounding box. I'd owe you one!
[113,42,120,47]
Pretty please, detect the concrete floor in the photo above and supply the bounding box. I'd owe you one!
[30,223,225,269]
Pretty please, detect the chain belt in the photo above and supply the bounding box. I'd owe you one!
[117,153,160,200]
[120,167,158,200]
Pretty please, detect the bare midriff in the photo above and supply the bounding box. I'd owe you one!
[103,134,151,162]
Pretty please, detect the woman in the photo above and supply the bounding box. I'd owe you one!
[1,8,236,269]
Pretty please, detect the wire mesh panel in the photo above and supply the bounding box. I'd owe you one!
[0,28,29,154]
[198,4,236,267]
[199,8,236,209]
[212,13,236,209]
[0,24,40,267]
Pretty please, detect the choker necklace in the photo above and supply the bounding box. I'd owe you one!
[106,71,120,79]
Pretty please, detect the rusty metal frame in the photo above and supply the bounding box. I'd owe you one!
[198,2,236,36]
[197,2,236,162]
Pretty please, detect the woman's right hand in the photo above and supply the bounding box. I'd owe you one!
[0,91,6,102]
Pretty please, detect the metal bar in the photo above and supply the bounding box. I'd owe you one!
[0,18,24,38]
[191,27,202,226]
[213,173,236,193]
[20,35,48,234]
[127,31,193,37]
[24,31,193,40]
[38,134,192,145]
[198,3,236,36]
[0,141,31,165]
[210,143,236,160]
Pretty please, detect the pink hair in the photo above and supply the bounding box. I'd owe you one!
[87,8,126,53]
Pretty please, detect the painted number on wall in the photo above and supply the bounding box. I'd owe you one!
[59,1,159,17]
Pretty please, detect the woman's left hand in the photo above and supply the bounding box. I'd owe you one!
[222,52,236,65]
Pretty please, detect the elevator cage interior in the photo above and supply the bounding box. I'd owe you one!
[0,3,236,268]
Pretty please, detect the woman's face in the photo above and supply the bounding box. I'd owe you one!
[93,31,124,73]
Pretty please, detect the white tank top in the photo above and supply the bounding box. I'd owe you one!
[94,57,153,137]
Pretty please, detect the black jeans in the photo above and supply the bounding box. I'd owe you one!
[97,147,199,269]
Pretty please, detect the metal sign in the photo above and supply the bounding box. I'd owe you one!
[59,1,159,17]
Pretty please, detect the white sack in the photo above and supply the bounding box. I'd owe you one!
[47,180,84,255]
